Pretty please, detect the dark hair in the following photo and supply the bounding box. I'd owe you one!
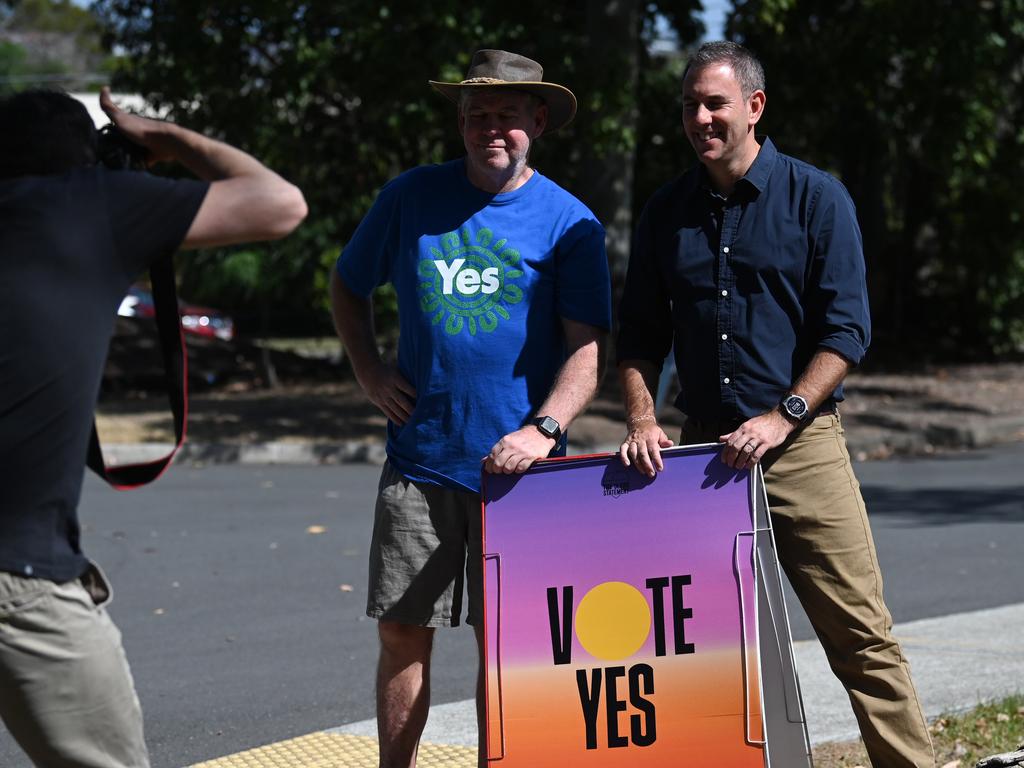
[683,41,766,97]
[0,89,98,179]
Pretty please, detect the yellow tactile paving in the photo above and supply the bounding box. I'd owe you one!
[190,731,476,768]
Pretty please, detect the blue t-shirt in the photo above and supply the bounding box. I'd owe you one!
[336,159,611,492]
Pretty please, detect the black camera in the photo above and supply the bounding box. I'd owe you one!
[96,124,148,171]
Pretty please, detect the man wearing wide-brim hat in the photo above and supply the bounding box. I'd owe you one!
[330,50,610,766]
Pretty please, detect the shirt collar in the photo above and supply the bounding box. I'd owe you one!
[695,136,778,200]
[742,136,776,193]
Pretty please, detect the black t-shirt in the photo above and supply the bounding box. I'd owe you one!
[0,166,208,582]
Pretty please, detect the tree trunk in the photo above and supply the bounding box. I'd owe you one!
[259,295,280,390]
[577,0,640,287]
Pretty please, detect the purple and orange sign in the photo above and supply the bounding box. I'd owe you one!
[482,446,767,767]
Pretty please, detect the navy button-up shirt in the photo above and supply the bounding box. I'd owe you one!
[617,138,870,424]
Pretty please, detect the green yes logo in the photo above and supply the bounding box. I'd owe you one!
[418,227,525,336]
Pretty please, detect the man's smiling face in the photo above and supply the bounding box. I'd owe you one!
[681,63,762,173]
[459,90,546,192]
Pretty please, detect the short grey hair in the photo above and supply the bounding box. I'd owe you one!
[683,41,765,97]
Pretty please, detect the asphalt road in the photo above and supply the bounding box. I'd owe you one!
[2,445,1022,767]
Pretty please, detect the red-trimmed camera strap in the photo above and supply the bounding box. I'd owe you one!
[86,255,188,489]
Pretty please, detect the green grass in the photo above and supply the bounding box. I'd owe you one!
[812,694,1024,767]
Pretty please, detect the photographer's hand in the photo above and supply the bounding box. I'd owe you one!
[99,88,177,165]
[99,87,307,248]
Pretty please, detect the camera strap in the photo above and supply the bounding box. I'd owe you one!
[86,255,188,489]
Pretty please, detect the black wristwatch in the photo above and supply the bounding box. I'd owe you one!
[779,394,810,423]
[532,415,562,442]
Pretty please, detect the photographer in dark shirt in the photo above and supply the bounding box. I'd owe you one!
[0,88,306,768]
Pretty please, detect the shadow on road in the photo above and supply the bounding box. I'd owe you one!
[863,486,1024,524]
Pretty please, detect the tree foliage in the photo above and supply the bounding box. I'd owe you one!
[5,0,98,33]
[729,0,1024,360]
[92,0,703,335]
[0,0,107,92]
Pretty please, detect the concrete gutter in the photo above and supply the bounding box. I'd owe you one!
[330,602,1024,748]
[101,439,610,467]
[100,411,1024,468]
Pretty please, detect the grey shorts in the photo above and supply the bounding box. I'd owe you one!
[0,562,150,768]
[367,461,483,628]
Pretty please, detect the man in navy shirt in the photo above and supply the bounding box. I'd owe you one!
[617,42,934,767]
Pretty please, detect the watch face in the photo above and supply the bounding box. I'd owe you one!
[535,416,560,439]
[785,396,808,417]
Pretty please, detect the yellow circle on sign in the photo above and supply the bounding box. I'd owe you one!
[574,581,651,661]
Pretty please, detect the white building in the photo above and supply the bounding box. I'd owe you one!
[69,92,162,128]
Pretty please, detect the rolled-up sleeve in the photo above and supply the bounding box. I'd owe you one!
[805,179,871,365]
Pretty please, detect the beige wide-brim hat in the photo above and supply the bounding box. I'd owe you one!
[429,49,577,132]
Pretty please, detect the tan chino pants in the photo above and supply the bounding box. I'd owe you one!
[0,563,150,768]
[682,412,935,768]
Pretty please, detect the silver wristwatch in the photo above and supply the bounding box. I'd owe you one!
[779,394,810,423]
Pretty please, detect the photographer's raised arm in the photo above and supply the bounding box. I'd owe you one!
[99,87,307,249]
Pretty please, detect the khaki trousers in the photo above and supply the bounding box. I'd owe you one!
[682,412,935,768]
[0,563,150,768]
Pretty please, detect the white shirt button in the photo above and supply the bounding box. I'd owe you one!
[723,246,730,253]
[721,334,728,340]
[721,290,728,297]
[723,377,731,384]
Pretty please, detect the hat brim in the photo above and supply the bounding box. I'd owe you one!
[428,80,577,132]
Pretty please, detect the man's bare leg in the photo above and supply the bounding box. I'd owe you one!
[377,621,435,768]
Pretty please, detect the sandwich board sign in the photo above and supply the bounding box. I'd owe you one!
[481,445,811,767]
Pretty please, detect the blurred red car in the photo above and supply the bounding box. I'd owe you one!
[118,285,235,342]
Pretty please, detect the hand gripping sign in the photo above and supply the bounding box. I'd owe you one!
[481,445,812,767]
